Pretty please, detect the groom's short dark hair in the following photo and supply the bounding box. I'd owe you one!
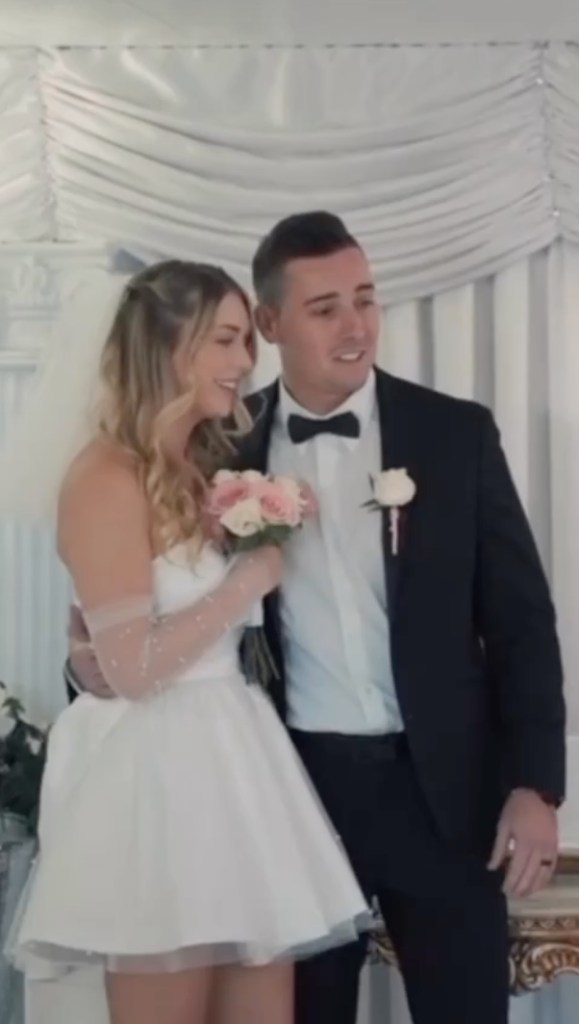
[252,211,359,306]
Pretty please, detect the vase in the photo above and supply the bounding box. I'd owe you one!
[0,813,37,1024]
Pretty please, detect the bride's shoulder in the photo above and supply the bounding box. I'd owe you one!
[57,439,147,563]
[59,439,141,517]
[56,438,150,573]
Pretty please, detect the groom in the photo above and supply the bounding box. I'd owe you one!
[68,212,565,1024]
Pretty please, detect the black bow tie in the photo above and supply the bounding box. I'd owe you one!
[287,411,360,445]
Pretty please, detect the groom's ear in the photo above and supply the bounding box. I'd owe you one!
[254,303,279,345]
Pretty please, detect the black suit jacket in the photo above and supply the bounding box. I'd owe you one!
[234,369,566,851]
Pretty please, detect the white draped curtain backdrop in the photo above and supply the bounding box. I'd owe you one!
[1,41,579,1024]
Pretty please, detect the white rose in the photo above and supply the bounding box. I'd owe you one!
[240,470,265,483]
[220,497,264,537]
[372,469,416,507]
[212,469,238,484]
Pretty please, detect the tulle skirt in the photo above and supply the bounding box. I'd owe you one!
[8,672,371,980]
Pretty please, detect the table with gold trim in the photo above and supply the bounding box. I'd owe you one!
[370,855,579,995]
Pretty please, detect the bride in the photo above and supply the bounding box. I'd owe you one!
[2,259,370,1024]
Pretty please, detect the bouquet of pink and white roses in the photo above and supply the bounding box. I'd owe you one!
[208,469,309,552]
[207,468,312,688]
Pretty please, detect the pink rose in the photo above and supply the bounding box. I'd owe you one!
[272,475,303,501]
[258,481,302,527]
[208,479,251,518]
[274,475,317,518]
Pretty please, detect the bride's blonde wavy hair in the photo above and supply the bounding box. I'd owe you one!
[97,260,255,557]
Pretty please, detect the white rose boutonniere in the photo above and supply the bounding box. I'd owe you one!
[365,468,416,556]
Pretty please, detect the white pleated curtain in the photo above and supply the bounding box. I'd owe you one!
[0,43,578,292]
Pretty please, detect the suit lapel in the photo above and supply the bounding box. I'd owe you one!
[233,381,279,474]
[375,371,420,623]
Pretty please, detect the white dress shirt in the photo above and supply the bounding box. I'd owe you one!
[269,371,403,735]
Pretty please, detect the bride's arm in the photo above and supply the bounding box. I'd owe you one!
[58,455,280,701]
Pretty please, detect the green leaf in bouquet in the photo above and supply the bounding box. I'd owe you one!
[2,696,25,719]
[232,524,293,552]
[263,524,293,545]
[232,533,270,552]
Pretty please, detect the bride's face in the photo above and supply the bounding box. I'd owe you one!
[172,292,254,421]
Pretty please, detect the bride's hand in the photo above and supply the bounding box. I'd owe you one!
[232,546,284,596]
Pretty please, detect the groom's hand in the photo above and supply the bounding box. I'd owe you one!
[488,788,558,898]
[68,605,114,699]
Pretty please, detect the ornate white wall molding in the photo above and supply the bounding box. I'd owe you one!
[0,243,110,365]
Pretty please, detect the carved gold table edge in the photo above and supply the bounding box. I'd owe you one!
[370,852,579,996]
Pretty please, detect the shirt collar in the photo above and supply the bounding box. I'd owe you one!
[277,369,376,444]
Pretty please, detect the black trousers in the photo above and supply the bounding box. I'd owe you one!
[290,729,509,1024]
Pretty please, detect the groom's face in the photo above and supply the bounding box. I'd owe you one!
[257,245,380,410]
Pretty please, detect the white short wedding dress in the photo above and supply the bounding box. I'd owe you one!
[10,544,370,990]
